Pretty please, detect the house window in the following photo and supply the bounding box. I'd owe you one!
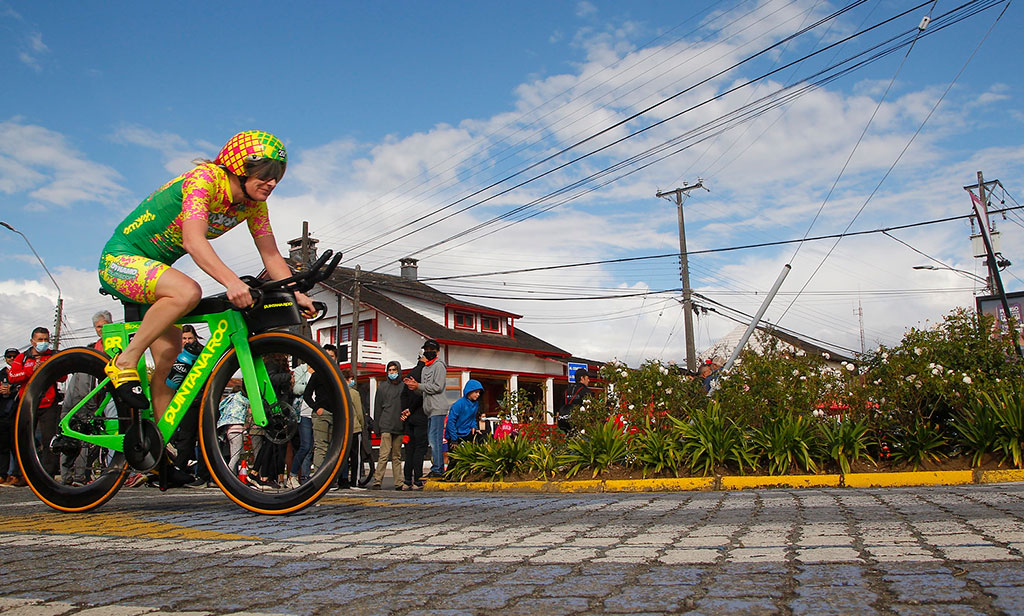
[454,311,475,330]
[340,321,374,343]
[481,315,501,333]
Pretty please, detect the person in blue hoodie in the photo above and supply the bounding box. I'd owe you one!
[444,380,484,464]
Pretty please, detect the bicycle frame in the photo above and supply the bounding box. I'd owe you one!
[56,307,279,452]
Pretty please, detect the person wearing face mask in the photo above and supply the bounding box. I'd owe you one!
[0,347,23,486]
[371,360,407,490]
[403,339,448,478]
[7,327,59,479]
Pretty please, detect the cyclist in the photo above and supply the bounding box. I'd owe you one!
[97,130,315,418]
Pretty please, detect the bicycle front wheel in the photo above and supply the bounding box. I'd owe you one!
[14,347,129,512]
[200,331,352,514]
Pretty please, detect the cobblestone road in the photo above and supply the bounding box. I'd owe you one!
[4,483,1024,615]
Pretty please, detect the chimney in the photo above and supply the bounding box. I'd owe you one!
[399,257,418,281]
[287,235,319,267]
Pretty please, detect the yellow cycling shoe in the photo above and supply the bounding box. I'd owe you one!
[104,354,149,409]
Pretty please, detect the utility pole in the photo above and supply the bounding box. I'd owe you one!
[299,220,309,269]
[350,265,361,377]
[657,180,709,372]
[857,299,866,356]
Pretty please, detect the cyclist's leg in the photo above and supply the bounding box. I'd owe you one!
[110,268,200,418]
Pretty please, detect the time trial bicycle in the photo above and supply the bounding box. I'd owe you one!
[15,250,351,515]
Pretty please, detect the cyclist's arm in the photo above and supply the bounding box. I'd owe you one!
[182,219,252,309]
[254,234,316,316]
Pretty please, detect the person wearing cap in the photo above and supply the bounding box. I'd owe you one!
[556,368,591,434]
[0,347,22,486]
[403,339,448,478]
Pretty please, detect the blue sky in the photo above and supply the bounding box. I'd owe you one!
[2,1,1023,364]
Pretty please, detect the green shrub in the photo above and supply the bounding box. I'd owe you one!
[445,437,533,481]
[752,412,820,475]
[670,401,757,476]
[953,397,1001,467]
[984,383,1024,468]
[631,423,685,477]
[559,420,630,478]
[891,421,947,470]
[528,442,562,479]
[819,416,873,474]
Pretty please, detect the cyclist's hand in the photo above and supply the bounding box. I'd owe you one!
[294,291,317,318]
[226,279,254,309]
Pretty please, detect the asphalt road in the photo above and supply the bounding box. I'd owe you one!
[3,482,1024,615]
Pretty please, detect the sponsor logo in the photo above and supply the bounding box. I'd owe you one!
[263,301,294,310]
[107,263,138,281]
[122,209,155,235]
[208,212,239,228]
[163,318,229,425]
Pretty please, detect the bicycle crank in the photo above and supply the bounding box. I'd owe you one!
[123,418,163,471]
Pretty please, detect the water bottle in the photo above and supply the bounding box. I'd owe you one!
[165,340,203,389]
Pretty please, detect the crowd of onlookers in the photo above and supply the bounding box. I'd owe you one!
[0,314,522,492]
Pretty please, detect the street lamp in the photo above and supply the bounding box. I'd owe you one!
[1,221,64,349]
[912,264,987,285]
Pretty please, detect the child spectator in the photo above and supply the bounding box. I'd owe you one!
[445,380,484,462]
[217,385,249,475]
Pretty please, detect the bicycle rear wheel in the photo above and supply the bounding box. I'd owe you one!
[200,331,351,514]
[14,347,129,512]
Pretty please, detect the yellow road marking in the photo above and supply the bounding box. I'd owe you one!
[0,511,257,541]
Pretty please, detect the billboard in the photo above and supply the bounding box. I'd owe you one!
[976,291,1024,347]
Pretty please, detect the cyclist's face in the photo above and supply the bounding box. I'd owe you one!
[245,176,277,201]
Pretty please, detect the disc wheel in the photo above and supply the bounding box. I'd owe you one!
[14,347,129,512]
[200,331,351,515]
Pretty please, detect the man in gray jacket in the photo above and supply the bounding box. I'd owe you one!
[372,360,406,489]
[403,339,448,477]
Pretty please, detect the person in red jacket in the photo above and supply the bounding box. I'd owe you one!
[7,327,58,478]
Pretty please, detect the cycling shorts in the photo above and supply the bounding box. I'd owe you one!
[98,252,171,304]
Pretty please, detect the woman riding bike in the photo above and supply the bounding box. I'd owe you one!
[98,130,316,416]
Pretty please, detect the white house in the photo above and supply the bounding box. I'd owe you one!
[291,240,588,424]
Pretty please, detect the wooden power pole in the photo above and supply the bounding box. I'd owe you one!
[657,180,708,372]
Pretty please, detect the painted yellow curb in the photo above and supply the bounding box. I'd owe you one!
[721,474,841,490]
[603,477,715,492]
[843,470,973,488]
[424,469,1023,494]
[979,469,1024,484]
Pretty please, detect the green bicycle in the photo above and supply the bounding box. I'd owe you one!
[15,250,351,515]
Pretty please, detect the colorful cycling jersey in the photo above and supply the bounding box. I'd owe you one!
[102,163,273,264]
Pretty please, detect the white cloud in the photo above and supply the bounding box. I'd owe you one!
[17,31,48,71]
[111,124,209,176]
[0,119,127,209]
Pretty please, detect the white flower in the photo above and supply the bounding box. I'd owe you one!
[915,381,922,389]
[812,409,824,417]
[931,368,940,376]
[882,358,889,365]
[881,352,889,360]
[620,369,628,377]
[823,353,831,360]
[656,381,662,386]
[963,376,972,384]
[845,363,855,372]
[796,349,806,357]
[800,376,807,381]
[665,388,673,394]
[628,404,635,410]
[793,369,800,376]
[661,367,669,375]
[914,347,923,356]
[928,363,935,369]
[734,358,742,366]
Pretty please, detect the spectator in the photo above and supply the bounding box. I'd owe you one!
[445,379,484,470]
[371,360,406,490]
[7,327,57,479]
[285,359,313,489]
[403,339,447,478]
[307,344,339,478]
[399,358,428,490]
[249,354,291,489]
[336,371,365,490]
[57,310,111,486]
[0,348,21,486]
[698,360,721,394]
[556,368,591,434]
[216,385,249,475]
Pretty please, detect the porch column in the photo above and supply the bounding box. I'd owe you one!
[461,370,471,391]
[545,377,555,424]
[509,374,518,393]
[368,377,378,419]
